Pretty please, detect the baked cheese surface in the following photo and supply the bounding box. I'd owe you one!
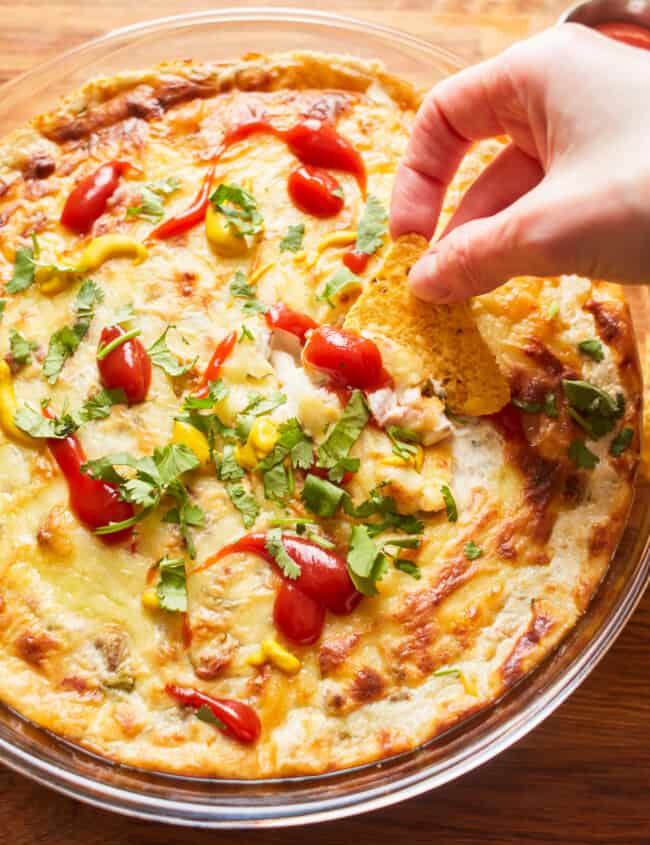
[0,52,640,777]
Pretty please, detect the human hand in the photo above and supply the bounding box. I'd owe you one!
[390,24,650,302]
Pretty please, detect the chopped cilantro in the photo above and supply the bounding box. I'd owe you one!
[43,279,104,384]
[13,404,78,440]
[147,326,196,377]
[433,667,462,678]
[279,223,305,253]
[265,528,301,579]
[225,482,259,528]
[346,524,387,596]
[393,558,421,579]
[301,473,346,517]
[6,244,36,294]
[161,489,205,561]
[229,270,268,314]
[440,484,458,523]
[78,388,126,422]
[562,379,624,438]
[219,443,244,481]
[610,427,634,457]
[344,485,424,537]
[318,267,362,307]
[196,705,226,729]
[355,195,387,255]
[239,324,254,343]
[126,178,180,222]
[0,300,5,322]
[235,392,286,441]
[316,390,368,482]
[182,379,229,411]
[546,300,560,320]
[568,439,599,470]
[578,338,604,363]
[464,541,483,560]
[9,329,36,368]
[210,183,263,237]
[262,461,292,502]
[156,557,187,612]
[386,425,420,461]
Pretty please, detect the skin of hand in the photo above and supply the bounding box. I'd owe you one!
[390,23,650,303]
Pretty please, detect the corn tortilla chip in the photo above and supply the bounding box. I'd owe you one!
[343,234,510,415]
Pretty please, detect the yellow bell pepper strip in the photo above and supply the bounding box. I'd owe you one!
[171,420,211,466]
[0,361,37,446]
[205,204,248,257]
[77,235,148,273]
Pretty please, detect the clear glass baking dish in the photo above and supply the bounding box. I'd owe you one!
[0,6,648,829]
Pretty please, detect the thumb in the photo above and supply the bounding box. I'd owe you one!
[407,193,567,303]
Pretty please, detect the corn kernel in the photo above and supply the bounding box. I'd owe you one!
[234,440,258,470]
[460,672,478,697]
[262,639,301,674]
[205,204,248,257]
[249,417,279,455]
[245,646,267,667]
[141,588,160,611]
[171,420,210,466]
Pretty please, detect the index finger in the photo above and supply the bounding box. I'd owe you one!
[389,52,527,239]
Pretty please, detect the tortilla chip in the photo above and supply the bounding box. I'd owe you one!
[343,234,510,415]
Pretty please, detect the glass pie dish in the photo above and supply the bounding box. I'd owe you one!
[0,6,648,829]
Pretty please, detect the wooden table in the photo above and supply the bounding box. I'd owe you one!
[2,2,649,843]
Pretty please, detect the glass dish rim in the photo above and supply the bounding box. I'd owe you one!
[0,6,647,829]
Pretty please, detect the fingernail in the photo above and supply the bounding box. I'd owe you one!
[408,253,452,303]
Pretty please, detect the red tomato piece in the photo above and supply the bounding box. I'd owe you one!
[303,325,387,392]
[595,21,650,50]
[342,248,370,274]
[194,330,237,398]
[149,166,215,240]
[265,302,318,344]
[45,418,134,544]
[273,581,326,645]
[287,165,344,218]
[97,325,152,404]
[60,161,129,235]
[284,118,366,193]
[165,684,261,744]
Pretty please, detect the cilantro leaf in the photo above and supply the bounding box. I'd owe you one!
[512,398,542,414]
[318,267,362,307]
[464,541,483,560]
[147,326,196,377]
[562,379,623,438]
[236,392,286,441]
[262,461,292,502]
[279,223,305,253]
[13,403,78,439]
[386,425,420,461]
[316,390,368,481]
[155,443,200,486]
[346,524,387,596]
[344,485,424,537]
[301,473,346,517]
[162,482,205,559]
[568,438,599,470]
[6,245,35,294]
[126,178,179,222]
[578,338,604,363]
[355,195,387,255]
[610,426,634,457]
[219,444,244,481]
[229,270,268,315]
[196,705,226,730]
[78,388,126,422]
[9,329,36,368]
[393,558,421,579]
[255,418,312,473]
[226,482,259,528]
[265,528,301,579]
[156,556,187,612]
[182,379,229,411]
[43,280,104,384]
[440,485,458,523]
[239,324,254,343]
[210,183,263,237]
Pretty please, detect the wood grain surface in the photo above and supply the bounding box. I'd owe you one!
[1,2,649,843]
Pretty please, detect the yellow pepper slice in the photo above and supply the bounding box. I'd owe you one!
[205,204,248,257]
[0,361,36,446]
[171,420,211,466]
[78,235,148,273]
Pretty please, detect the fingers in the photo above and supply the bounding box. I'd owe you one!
[441,143,544,236]
[390,50,532,239]
[408,187,565,303]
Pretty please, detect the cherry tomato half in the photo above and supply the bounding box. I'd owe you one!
[284,118,366,193]
[595,21,650,50]
[265,302,318,344]
[342,248,370,274]
[303,325,387,392]
[273,581,326,645]
[288,165,344,218]
[60,161,129,235]
[97,325,151,404]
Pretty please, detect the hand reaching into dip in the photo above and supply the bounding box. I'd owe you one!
[390,23,650,302]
